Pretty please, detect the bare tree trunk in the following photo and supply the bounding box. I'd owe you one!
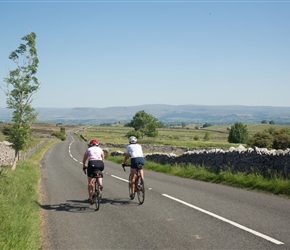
[11,150,18,171]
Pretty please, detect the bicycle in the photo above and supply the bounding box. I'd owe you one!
[83,168,103,211]
[122,163,145,205]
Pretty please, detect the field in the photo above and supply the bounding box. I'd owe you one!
[0,122,83,150]
[1,122,290,151]
[80,123,290,150]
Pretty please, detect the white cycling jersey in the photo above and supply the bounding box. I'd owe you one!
[126,143,143,158]
[86,146,103,161]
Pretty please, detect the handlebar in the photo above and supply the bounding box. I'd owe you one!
[122,163,143,171]
[122,163,130,172]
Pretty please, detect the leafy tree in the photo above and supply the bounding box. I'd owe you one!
[128,110,159,138]
[1,125,11,136]
[228,122,249,144]
[248,128,290,150]
[269,120,275,125]
[272,133,290,150]
[60,127,66,134]
[157,121,166,128]
[202,123,212,128]
[2,32,40,170]
[51,126,66,141]
[261,120,267,124]
[247,131,274,149]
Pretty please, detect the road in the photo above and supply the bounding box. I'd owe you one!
[40,134,290,250]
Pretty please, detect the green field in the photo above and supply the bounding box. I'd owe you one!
[80,123,290,150]
[1,122,290,151]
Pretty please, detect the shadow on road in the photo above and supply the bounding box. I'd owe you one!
[37,196,140,213]
[37,200,94,213]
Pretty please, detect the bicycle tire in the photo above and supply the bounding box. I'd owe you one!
[95,188,100,211]
[128,173,133,199]
[136,177,145,205]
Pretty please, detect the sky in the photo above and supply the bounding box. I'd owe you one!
[0,0,290,109]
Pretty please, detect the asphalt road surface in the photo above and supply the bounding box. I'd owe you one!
[40,134,290,250]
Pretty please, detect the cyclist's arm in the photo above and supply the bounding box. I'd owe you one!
[122,153,129,165]
[83,152,88,168]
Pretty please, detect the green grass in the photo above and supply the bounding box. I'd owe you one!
[0,139,59,250]
[82,124,290,149]
[106,155,290,198]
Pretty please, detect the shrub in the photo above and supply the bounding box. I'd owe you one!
[228,122,248,143]
[248,131,273,149]
[204,132,210,141]
[273,133,290,150]
[1,125,11,136]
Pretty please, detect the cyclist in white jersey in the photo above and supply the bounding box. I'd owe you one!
[122,136,145,200]
[82,139,104,203]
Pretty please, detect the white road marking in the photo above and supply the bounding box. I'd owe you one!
[68,134,82,164]
[111,175,129,182]
[162,194,284,245]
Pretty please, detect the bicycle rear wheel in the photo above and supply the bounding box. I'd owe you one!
[94,189,100,211]
[136,177,145,205]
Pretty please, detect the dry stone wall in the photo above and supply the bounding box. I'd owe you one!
[0,141,15,166]
[106,143,290,178]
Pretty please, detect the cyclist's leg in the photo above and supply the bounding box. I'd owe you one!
[139,169,144,179]
[95,160,104,187]
[87,162,97,199]
[88,176,95,199]
[130,168,137,195]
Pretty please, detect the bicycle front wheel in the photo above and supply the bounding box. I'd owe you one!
[136,177,145,205]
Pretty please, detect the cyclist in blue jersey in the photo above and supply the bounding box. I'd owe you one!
[122,136,145,200]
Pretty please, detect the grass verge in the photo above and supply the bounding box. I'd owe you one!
[106,155,290,198]
[0,139,59,250]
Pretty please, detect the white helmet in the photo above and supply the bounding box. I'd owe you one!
[129,136,137,144]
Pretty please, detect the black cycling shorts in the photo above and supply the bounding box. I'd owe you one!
[87,160,104,177]
[130,157,145,169]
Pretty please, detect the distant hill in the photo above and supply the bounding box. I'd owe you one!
[1,104,290,125]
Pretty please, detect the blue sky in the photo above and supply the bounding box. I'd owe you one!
[0,0,289,108]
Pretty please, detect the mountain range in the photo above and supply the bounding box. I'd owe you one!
[1,104,290,125]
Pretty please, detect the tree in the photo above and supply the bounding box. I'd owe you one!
[128,110,159,138]
[228,122,249,144]
[202,123,212,128]
[261,120,267,124]
[52,128,66,141]
[2,32,40,170]
[272,133,290,150]
[247,131,274,149]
